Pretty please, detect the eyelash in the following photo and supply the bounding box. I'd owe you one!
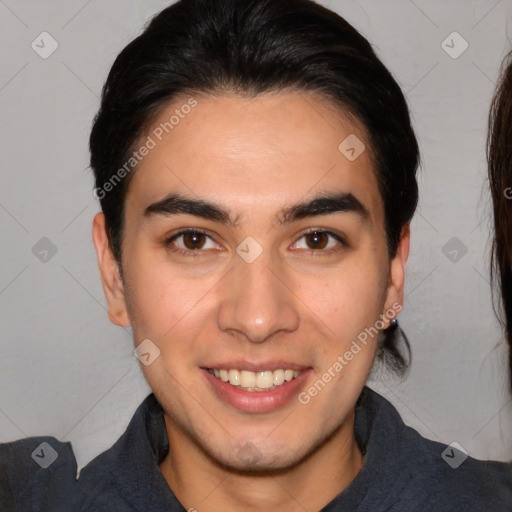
[164,228,347,257]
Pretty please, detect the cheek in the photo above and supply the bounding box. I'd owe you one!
[295,263,387,412]
[123,248,217,342]
[292,257,388,342]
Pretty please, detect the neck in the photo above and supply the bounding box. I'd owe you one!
[159,409,363,512]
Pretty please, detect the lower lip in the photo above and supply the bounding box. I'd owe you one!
[202,368,311,413]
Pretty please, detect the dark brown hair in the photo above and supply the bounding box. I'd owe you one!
[487,51,512,391]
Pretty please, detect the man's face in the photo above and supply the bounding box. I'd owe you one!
[94,91,408,471]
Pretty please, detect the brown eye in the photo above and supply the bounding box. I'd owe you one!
[182,231,207,250]
[291,230,345,253]
[304,231,329,249]
[166,229,218,254]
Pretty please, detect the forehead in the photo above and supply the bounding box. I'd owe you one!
[126,91,383,225]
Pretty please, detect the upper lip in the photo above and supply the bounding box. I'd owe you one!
[202,361,311,372]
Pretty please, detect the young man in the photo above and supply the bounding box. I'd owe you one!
[1,0,511,510]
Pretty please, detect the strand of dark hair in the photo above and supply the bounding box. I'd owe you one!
[487,51,512,391]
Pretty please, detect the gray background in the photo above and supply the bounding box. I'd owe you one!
[1,0,512,472]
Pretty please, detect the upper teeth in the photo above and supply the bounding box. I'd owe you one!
[209,368,301,390]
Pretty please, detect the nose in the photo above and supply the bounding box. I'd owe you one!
[216,250,300,343]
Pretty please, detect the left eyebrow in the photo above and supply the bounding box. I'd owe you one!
[143,191,369,226]
[277,192,370,225]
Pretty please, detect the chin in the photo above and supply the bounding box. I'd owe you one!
[214,449,302,475]
[201,435,311,475]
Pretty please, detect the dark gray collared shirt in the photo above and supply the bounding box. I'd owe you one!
[1,387,511,511]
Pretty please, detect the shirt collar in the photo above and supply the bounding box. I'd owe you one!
[78,386,412,511]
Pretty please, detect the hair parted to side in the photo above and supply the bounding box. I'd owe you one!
[487,51,512,392]
[89,0,419,376]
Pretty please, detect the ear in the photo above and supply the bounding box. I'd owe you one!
[92,212,130,327]
[382,224,410,328]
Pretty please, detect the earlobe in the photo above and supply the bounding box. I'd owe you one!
[92,212,131,327]
[382,225,410,328]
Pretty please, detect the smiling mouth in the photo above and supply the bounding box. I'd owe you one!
[206,368,302,392]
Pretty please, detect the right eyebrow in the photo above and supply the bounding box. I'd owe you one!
[144,193,237,227]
